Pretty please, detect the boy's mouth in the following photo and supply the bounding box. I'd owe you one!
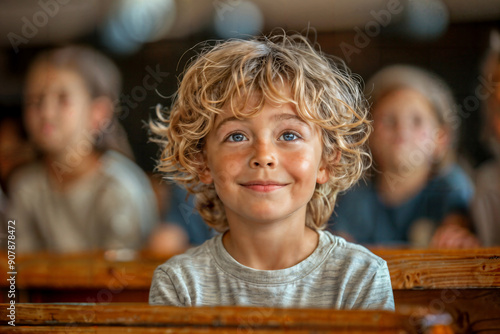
[41,123,56,135]
[240,181,288,192]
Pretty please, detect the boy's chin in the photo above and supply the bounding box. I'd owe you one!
[37,145,70,160]
[36,144,59,156]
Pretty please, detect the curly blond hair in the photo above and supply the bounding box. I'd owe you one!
[151,32,371,232]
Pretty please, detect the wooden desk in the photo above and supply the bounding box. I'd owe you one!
[1,248,499,333]
[373,248,500,334]
[0,251,162,303]
[372,247,500,289]
[0,303,453,333]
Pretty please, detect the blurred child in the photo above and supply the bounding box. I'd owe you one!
[148,184,214,255]
[7,45,158,253]
[149,33,394,309]
[0,111,35,250]
[0,112,35,213]
[329,65,478,248]
[471,30,500,246]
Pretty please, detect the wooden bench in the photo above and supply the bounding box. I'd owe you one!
[0,303,453,333]
[0,251,160,303]
[1,247,499,333]
[372,248,500,334]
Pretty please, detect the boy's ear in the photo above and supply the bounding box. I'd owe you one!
[317,152,338,185]
[316,168,329,185]
[196,151,213,184]
[90,97,113,131]
[433,126,450,160]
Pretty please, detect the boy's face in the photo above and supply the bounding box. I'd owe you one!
[199,95,329,227]
[370,88,445,173]
[24,64,94,158]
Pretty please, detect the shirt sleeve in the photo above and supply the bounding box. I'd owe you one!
[471,164,500,246]
[96,179,147,250]
[99,152,159,250]
[353,261,395,311]
[6,177,42,253]
[428,165,474,218]
[149,266,185,306]
[96,174,158,249]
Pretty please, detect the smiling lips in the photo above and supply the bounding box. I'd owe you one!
[41,123,55,135]
[240,181,288,192]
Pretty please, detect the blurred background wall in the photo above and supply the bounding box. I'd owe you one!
[1,0,499,172]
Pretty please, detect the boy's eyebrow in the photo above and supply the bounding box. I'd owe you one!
[274,113,310,127]
[215,113,309,132]
[214,116,240,133]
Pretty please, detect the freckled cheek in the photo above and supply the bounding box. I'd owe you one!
[373,126,393,142]
[370,131,383,144]
[414,128,437,144]
[369,134,387,155]
[286,152,318,182]
[209,152,245,186]
[373,123,386,133]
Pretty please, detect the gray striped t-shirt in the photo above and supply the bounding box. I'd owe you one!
[149,230,394,310]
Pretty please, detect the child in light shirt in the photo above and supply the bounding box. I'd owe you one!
[149,33,394,310]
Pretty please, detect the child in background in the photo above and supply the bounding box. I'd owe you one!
[0,111,35,250]
[7,45,158,253]
[149,33,394,310]
[471,30,500,246]
[148,184,214,255]
[0,112,35,212]
[329,65,478,248]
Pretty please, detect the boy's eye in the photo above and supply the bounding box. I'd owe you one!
[25,96,42,109]
[279,132,300,141]
[380,115,395,127]
[26,100,39,109]
[226,133,247,142]
[412,115,423,127]
[58,92,69,105]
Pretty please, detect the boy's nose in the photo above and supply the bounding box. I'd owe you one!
[251,159,275,168]
[38,97,56,120]
[391,119,409,138]
[249,142,276,168]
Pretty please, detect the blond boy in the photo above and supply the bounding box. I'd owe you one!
[149,33,394,310]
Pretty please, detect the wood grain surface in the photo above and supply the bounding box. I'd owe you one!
[0,303,452,334]
[0,248,499,333]
[1,247,499,290]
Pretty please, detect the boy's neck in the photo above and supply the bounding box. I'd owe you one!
[43,151,102,190]
[222,219,319,271]
[375,164,431,206]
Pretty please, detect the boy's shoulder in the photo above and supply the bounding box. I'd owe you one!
[8,161,45,191]
[429,164,472,190]
[156,236,218,273]
[425,163,473,202]
[320,230,387,268]
[155,231,387,283]
[98,150,153,192]
[100,150,146,177]
[158,231,386,271]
